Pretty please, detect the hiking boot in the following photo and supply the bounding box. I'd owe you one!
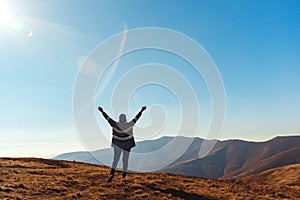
[122,172,127,179]
[107,174,114,182]
[107,168,115,182]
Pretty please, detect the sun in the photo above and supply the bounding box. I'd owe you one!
[0,2,13,26]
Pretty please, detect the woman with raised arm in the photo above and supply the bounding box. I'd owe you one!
[98,106,147,182]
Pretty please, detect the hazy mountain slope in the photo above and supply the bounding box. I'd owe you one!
[54,136,204,171]
[226,145,300,179]
[55,135,300,179]
[162,136,300,179]
[54,136,175,165]
[54,151,102,164]
[162,144,229,179]
[1,158,299,199]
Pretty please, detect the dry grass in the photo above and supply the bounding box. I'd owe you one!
[242,164,300,189]
[0,158,299,199]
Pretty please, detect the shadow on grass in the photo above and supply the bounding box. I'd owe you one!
[146,184,216,200]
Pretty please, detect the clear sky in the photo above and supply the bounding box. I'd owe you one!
[1,0,299,157]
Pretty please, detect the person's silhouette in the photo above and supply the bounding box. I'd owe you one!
[98,106,147,182]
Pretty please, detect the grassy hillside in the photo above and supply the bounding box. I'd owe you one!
[1,158,299,199]
[242,163,300,187]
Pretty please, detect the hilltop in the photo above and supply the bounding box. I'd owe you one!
[0,158,299,199]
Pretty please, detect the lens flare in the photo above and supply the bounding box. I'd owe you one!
[27,29,33,38]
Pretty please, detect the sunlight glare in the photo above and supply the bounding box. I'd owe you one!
[0,2,13,26]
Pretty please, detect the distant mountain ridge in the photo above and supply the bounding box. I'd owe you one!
[162,136,300,179]
[54,135,300,179]
[54,136,177,167]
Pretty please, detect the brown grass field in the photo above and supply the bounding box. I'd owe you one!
[242,164,300,187]
[0,158,299,199]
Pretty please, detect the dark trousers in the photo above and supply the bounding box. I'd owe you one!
[111,146,130,172]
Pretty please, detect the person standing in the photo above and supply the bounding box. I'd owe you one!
[98,106,147,182]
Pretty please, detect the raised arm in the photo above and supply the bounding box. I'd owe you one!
[130,106,147,125]
[98,107,116,127]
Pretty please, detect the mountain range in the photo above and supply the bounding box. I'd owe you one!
[54,135,300,180]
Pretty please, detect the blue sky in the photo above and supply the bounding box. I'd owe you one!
[0,0,299,157]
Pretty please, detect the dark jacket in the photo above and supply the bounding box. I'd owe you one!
[101,111,142,151]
